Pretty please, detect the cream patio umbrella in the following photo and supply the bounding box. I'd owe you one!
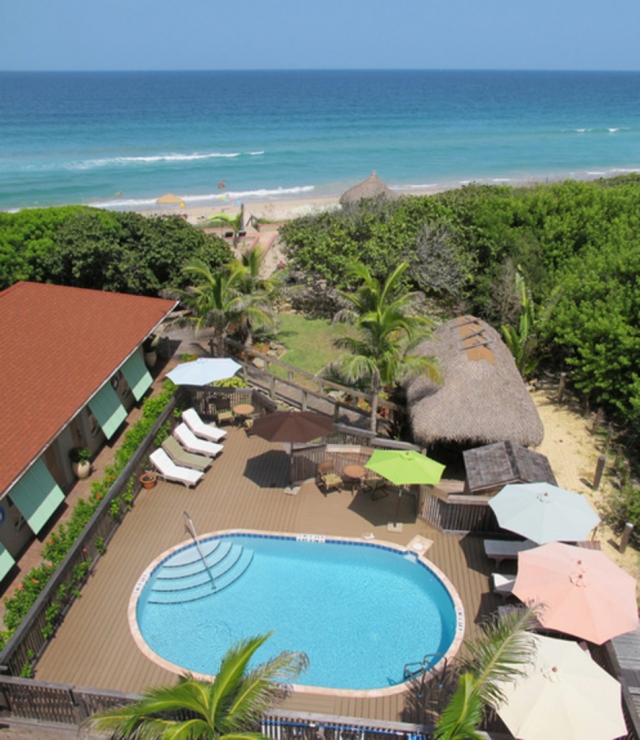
[498,633,627,740]
[156,193,185,208]
[513,542,639,644]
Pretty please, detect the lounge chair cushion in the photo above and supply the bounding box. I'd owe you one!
[162,436,213,471]
[149,448,204,489]
[174,423,223,457]
[182,408,227,442]
[484,539,537,567]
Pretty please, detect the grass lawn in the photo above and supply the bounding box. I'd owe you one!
[272,312,350,377]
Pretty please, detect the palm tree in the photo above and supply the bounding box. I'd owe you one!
[328,262,440,433]
[236,245,287,302]
[434,607,538,740]
[86,633,308,740]
[179,258,275,355]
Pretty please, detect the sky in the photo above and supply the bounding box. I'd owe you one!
[2,0,640,72]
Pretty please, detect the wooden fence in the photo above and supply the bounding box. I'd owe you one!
[0,395,179,678]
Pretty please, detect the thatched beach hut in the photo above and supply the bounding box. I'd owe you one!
[339,171,394,206]
[406,316,544,448]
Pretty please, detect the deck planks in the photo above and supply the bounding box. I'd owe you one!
[35,427,496,721]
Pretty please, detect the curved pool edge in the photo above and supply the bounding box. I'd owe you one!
[128,529,466,699]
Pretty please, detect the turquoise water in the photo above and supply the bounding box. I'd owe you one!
[2,70,640,212]
[135,535,459,690]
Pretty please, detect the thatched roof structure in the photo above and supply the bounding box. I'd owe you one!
[406,316,544,447]
[339,171,394,206]
[463,441,557,496]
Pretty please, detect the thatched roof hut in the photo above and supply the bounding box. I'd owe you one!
[406,316,544,447]
[339,171,394,206]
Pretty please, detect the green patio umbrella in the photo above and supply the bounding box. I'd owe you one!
[365,449,445,530]
[364,449,445,486]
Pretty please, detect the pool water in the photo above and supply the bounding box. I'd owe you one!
[134,534,462,692]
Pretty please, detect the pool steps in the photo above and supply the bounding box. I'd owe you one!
[148,540,253,604]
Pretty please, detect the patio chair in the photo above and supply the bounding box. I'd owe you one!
[214,398,234,426]
[491,573,516,602]
[162,436,213,471]
[182,407,227,442]
[484,538,537,568]
[174,423,224,458]
[316,460,343,494]
[149,449,204,489]
[363,475,389,500]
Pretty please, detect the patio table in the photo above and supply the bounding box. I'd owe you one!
[343,464,366,495]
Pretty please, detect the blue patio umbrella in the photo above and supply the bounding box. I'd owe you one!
[489,482,601,545]
[166,357,242,386]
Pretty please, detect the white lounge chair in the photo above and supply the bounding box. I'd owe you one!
[484,539,537,567]
[149,449,204,489]
[174,423,224,457]
[491,573,516,601]
[182,408,227,442]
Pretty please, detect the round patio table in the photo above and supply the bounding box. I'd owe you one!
[343,464,366,495]
[232,403,255,426]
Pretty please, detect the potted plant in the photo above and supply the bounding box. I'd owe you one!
[143,334,160,368]
[69,447,92,479]
[139,471,157,490]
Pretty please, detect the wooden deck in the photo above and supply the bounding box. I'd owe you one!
[35,427,502,723]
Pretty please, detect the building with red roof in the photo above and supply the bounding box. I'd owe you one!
[0,282,177,579]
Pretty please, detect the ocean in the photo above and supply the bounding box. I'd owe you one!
[2,69,640,212]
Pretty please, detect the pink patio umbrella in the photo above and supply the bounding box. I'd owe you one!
[513,542,639,644]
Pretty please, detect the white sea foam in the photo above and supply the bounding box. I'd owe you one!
[88,184,316,210]
[67,151,246,171]
[609,128,620,133]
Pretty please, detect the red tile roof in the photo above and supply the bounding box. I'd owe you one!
[0,282,177,495]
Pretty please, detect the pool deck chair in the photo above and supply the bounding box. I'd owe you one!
[149,449,204,489]
[484,539,537,568]
[491,573,516,602]
[182,408,227,442]
[174,423,224,457]
[162,436,213,471]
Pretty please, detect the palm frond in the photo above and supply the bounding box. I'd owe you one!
[460,606,538,709]
[434,673,484,740]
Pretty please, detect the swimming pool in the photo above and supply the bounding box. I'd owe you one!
[130,530,465,696]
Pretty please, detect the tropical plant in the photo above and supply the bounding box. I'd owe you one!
[178,258,275,354]
[327,261,440,432]
[86,633,308,740]
[236,244,287,302]
[434,607,538,740]
[500,265,561,378]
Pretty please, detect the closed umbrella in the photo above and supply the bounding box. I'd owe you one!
[166,358,242,386]
[513,542,639,644]
[498,633,627,740]
[489,482,601,544]
[365,449,445,529]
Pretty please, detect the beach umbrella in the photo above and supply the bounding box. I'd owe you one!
[498,633,627,740]
[251,411,334,484]
[489,482,601,544]
[513,541,639,644]
[364,449,445,528]
[166,357,242,386]
[156,193,185,207]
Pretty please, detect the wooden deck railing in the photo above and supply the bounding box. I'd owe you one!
[222,337,402,428]
[418,490,499,534]
[0,395,180,678]
[0,675,433,737]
